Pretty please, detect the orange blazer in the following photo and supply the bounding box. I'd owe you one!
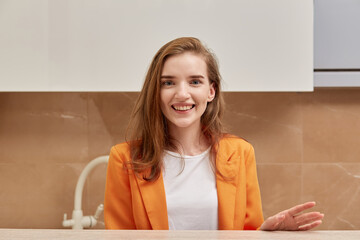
[104,136,264,230]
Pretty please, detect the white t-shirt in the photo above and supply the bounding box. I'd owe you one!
[162,148,218,230]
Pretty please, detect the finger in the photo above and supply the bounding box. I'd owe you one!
[298,220,322,231]
[294,212,324,226]
[288,201,316,216]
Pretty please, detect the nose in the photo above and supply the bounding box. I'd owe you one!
[175,82,190,100]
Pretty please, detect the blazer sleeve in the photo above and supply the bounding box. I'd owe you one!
[243,144,264,230]
[104,146,137,229]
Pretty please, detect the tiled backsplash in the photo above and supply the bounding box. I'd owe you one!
[0,89,359,229]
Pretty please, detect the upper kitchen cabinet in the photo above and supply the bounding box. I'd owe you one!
[0,0,313,92]
[314,0,360,87]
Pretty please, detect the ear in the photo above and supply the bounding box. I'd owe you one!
[207,83,216,102]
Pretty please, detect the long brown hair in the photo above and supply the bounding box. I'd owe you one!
[126,37,225,181]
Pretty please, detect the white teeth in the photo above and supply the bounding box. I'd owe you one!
[173,105,193,111]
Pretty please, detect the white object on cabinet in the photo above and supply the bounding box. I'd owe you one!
[0,0,313,91]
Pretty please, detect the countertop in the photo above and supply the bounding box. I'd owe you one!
[1,229,360,240]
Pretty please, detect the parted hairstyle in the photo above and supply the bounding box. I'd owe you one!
[126,37,225,181]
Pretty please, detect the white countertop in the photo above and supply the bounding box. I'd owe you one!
[1,229,360,240]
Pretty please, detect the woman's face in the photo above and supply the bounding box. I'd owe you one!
[160,52,215,132]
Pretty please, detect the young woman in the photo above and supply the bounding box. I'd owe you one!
[104,37,324,230]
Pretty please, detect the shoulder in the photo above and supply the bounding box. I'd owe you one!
[112,142,131,153]
[218,134,254,155]
[109,142,132,164]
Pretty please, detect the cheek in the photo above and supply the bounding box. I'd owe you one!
[160,91,169,111]
[197,91,212,104]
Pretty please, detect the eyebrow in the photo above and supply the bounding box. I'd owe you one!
[160,75,175,79]
[189,75,205,79]
[160,75,205,79]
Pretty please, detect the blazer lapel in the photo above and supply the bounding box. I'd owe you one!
[216,143,238,230]
[135,171,169,230]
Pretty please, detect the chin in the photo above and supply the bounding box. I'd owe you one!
[172,123,193,129]
[168,120,199,129]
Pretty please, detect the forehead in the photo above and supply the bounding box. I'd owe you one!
[162,52,207,74]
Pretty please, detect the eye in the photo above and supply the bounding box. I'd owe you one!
[161,80,174,86]
[190,79,201,85]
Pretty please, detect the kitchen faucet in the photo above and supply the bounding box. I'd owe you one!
[62,155,109,229]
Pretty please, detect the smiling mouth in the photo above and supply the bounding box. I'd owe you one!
[171,105,195,111]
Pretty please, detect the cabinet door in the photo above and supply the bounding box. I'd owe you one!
[315,0,360,69]
[0,0,313,91]
[314,0,360,87]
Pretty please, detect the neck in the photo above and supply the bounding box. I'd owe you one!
[167,122,209,156]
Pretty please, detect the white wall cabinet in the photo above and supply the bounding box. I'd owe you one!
[314,0,360,87]
[0,0,313,92]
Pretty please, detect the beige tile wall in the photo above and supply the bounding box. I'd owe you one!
[0,89,359,229]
